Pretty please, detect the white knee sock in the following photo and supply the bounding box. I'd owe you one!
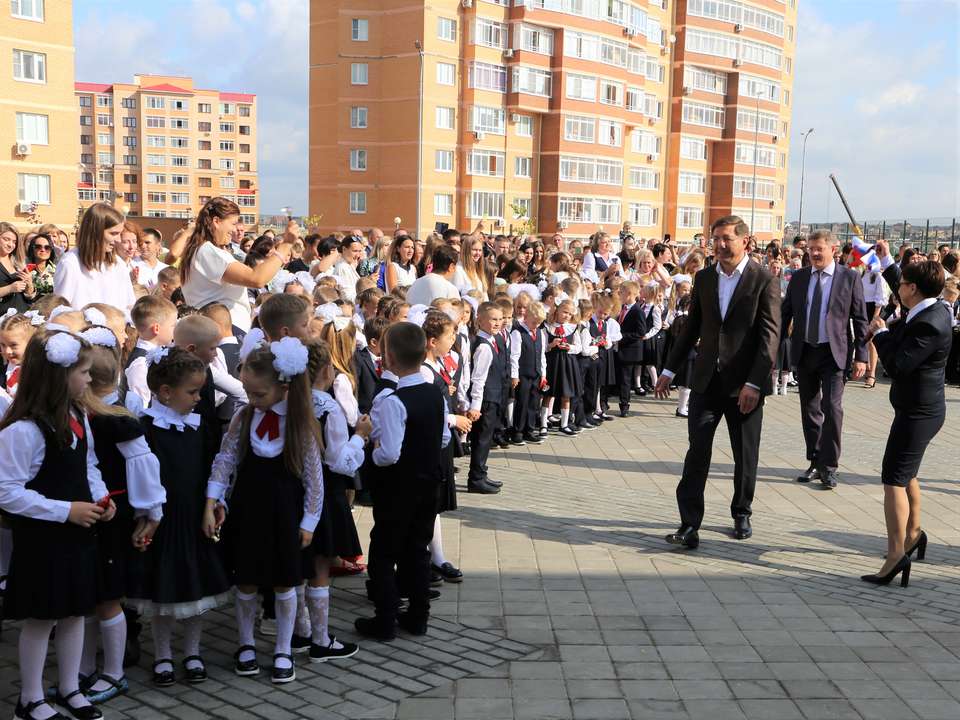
[235,590,258,663]
[634,367,642,387]
[647,365,658,386]
[678,388,691,415]
[560,407,570,428]
[506,399,514,425]
[306,585,342,650]
[99,612,126,681]
[182,616,203,670]
[79,615,98,676]
[19,619,56,706]
[56,617,90,706]
[151,615,174,673]
[780,372,790,395]
[274,589,296,669]
[539,406,549,429]
[429,515,445,567]
[294,585,311,638]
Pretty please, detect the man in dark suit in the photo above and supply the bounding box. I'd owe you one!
[781,230,869,489]
[614,281,647,416]
[654,216,780,547]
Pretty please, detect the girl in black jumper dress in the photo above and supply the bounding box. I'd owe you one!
[79,329,166,706]
[204,338,325,684]
[127,347,232,689]
[542,298,583,436]
[0,330,113,720]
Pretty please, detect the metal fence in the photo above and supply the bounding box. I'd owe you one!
[800,217,958,251]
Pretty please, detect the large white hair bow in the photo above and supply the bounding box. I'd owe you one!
[45,332,82,367]
[270,336,309,382]
[239,327,266,363]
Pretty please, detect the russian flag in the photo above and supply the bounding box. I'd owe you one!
[849,237,881,272]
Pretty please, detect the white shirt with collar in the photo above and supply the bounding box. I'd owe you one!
[906,297,939,323]
[125,338,159,407]
[370,373,451,467]
[142,400,201,431]
[311,389,365,476]
[805,261,835,344]
[206,400,324,533]
[468,330,499,412]
[716,254,751,320]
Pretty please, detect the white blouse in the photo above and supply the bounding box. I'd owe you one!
[311,390,365,476]
[420,358,460,429]
[545,322,583,354]
[0,416,109,523]
[142,402,201,432]
[391,262,417,288]
[206,400,324,533]
[332,373,360,427]
[53,249,137,314]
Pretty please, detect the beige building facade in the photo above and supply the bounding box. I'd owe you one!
[2,0,79,230]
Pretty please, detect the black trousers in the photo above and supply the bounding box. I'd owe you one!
[676,376,764,530]
[512,376,539,435]
[616,358,639,407]
[367,479,437,624]
[797,343,845,470]
[581,357,600,417]
[468,400,500,484]
[495,383,511,439]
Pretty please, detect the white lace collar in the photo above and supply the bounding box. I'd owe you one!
[143,401,201,431]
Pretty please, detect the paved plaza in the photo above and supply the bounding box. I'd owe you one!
[2,381,960,720]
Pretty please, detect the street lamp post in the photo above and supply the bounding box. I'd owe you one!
[798,128,814,232]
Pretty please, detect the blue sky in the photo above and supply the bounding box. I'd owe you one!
[74,0,959,224]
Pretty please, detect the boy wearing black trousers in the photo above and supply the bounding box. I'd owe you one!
[355,322,450,640]
[493,297,514,449]
[355,316,390,414]
[467,302,505,494]
[509,301,547,445]
[615,281,647,417]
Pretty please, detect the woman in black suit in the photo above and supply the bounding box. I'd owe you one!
[864,258,952,587]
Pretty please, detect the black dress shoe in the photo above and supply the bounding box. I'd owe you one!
[665,525,699,549]
[354,616,396,641]
[234,645,260,676]
[291,633,312,653]
[16,699,67,720]
[510,432,526,446]
[906,530,928,561]
[820,470,839,489]
[559,426,576,436]
[733,516,753,540]
[487,477,503,487]
[619,406,629,418]
[523,431,544,444]
[430,570,444,587]
[152,659,175,687]
[182,656,207,684]
[861,555,911,588]
[122,621,141,668]
[497,437,511,449]
[54,690,102,720]
[432,562,463,583]
[271,654,296,684]
[600,412,615,421]
[796,463,820,483]
[398,613,428,636]
[675,409,688,418]
[467,479,500,494]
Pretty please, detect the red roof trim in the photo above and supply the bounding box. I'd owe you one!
[219,92,255,103]
[141,83,193,94]
[75,82,113,93]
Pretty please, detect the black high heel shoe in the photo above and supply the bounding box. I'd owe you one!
[906,530,927,561]
[861,555,911,588]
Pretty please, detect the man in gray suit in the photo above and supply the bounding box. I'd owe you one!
[781,229,869,489]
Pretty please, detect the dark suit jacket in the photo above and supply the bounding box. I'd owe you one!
[354,346,379,415]
[665,260,781,396]
[781,264,869,369]
[616,303,648,365]
[219,340,241,379]
[873,301,952,415]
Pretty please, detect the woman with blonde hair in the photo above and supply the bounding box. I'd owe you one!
[0,222,35,313]
[457,235,490,300]
[53,203,136,311]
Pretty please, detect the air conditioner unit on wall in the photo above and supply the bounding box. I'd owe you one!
[682,86,691,96]
[474,131,485,141]
[733,58,743,67]
[734,23,743,33]
[15,142,31,156]
[18,201,36,213]
[623,27,635,38]
[557,220,568,229]
[503,48,514,58]
[461,0,472,7]
[510,113,521,123]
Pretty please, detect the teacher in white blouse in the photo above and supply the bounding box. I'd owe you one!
[181,198,293,332]
[54,203,136,313]
[581,232,623,279]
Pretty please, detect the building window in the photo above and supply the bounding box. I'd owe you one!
[12,0,44,21]
[220,122,235,133]
[515,115,533,137]
[146,154,165,166]
[677,206,705,229]
[78,189,95,201]
[472,18,507,49]
[146,96,164,109]
[436,62,456,86]
[598,120,622,147]
[79,115,92,126]
[681,101,725,128]
[437,17,457,42]
[198,158,212,170]
[434,194,453,217]
[469,61,507,93]
[121,97,136,109]
[680,135,707,160]
[471,105,505,135]
[564,115,595,143]
[198,177,212,187]
[198,102,212,113]
[17,173,50,204]
[147,192,166,203]
[599,80,623,106]
[351,63,368,85]
[678,171,706,194]
[628,203,658,227]
[147,173,166,184]
[79,96,92,107]
[171,99,189,111]
[349,191,367,214]
[146,116,165,129]
[220,177,236,188]
[122,117,137,128]
[351,18,368,41]
[239,161,250,172]
[735,142,777,168]
[468,191,504,219]
[239,143,250,153]
[220,102,234,114]
[631,130,661,156]
[513,198,531,219]
[96,113,111,126]
[170,137,188,148]
[96,95,112,107]
[123,136,136,147]
[629,167,659,190]
[349,149,367,171]
[239,125,250,135]
[733,175,776,200]
[239,105,251,117]
[96,170,112,185]
[558,197,620,225]
[435,150,453,172]
[123,174,137,183]
[170,156,189,167]
[467,150,505,177]
[80,134,92,145]
[147,135,165,148]
[350,106,368,128]
[197,121,212,133]
[199,140,211,151]
[436,106,455,130]
[515,157,531,178]
[97,151,114,164]
[170,192,190,204]
[683,66,727,94]
[566,74,596,102]
[515,23,554,55]
[80,153,92,164]
[123,155,137,165]
[220,141,234,151]
[220,158,235,170]
[79,172,92,183]
[97,133,114,145]
[171,119,188,130]
[12,49,45,83]
[512,67,552,97]
[15,112,48,144]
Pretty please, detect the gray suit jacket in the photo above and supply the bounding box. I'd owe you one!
[781,264,870,369]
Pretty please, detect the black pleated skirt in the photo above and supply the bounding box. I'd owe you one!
[308,470,363,563]
[546,350,582,398]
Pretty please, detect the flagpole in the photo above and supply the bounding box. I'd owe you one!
[828,173,862,238]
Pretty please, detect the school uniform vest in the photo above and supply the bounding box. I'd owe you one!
[471,335,505,403]
[514,321,544,379]
[392,384,445,485]
[353,347,378,414]
[125,345,148,370]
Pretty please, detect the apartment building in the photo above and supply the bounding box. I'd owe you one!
[310,0,796,242]
[75,75,258,226]
[2,0,78,229]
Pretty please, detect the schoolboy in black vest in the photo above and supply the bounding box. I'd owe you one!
[355,317,389,415]
[466,302,506,494]
[614,281,648,417]
[509,302,547,444]
[355,322,450,641]
[493,297,515,449]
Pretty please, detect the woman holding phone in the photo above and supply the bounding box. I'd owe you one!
[581,232,622,280]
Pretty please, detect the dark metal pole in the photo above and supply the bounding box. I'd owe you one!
[924,219,930,252]
[952,218,956,247]
[902,220,907,243]
[881,220,886,241]
[827,173,862,237]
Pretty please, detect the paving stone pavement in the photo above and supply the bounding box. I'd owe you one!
[2,380,960,719]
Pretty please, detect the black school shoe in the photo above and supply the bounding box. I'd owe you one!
[510,432,526,446]
[433,562,463,583]
[291,633,312,654]
[309,636,360,663]
[271,654,296,684]
[152,659,175,687]
[523,431,544,444]
[182,656,207,684]
[55,689,102,720]
[234,645,260,676]
[430,570,444,587]
[15,699,67,720]
[354,616,397,642]
[397,613,428,636]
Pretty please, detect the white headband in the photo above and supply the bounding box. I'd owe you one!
[81,326,118,348]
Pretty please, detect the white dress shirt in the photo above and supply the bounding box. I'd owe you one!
[142,401,201,431]
[332,260,361,301]
[370,373,451,467]
[468,331,498,412]
[805,262,835,344]
[132,258,169,289]
[125,338,159,407]
[509,325,548,380]
[211,350,248,417]
[861,270,888,307]
[0,415,109,523]
[332,373,360,427]
[640,303,663,341]
[717,254,752,320]
[311,389,365,476]
[420,359,460,428]
[207,400,324,533]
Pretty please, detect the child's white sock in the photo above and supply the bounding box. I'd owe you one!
[647,365,658,386]
[235,590,258,663]
[79,615,98,676]
[560,407,570,428]
[506,399,514,425]
[274,588,296,669]
[306,585,342,649]
[539,406,549,429]
[18,619,55,705]
[183,617,203,671]
[294,585,311,638]
[429,515,445,566]
[91,612,126,689]
[55,617,88,702]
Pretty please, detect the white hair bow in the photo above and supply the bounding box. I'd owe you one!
[553,292,569,306]
[83,308,108,327]
[48,305,75,321]
[23,310,45,326]
[239,327,265,363]
[270,336,309,381]
[146,346,170,366]
[45,332,82,367]
[81,326,117,348]
[1,308,16,321]
[407,304,430,327]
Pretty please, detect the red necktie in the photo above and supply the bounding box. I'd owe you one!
[6,366,20,390]
[256,410,281,441]
[618,306,628,323]
[69,416,85,440]
[490,338,499,354]
[375,359,382,377]
[442,354,457,376]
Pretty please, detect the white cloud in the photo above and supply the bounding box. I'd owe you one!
[857,82,923,116]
